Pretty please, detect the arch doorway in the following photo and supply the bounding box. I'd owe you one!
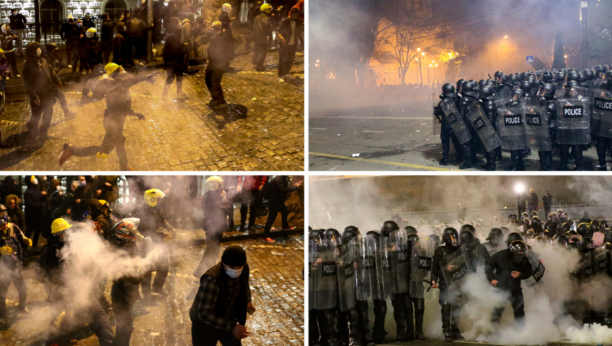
[104,0,127,21]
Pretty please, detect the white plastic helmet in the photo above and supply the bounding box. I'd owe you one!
[222,3,232,13]
[205,176,223,191]
[86,27,96,38]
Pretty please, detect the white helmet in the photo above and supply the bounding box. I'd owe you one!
[205,176,223,191]
[86,27,97,38]
[1,24,7,35]
[222,3,232,13]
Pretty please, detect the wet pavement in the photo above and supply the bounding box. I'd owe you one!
[309,99,601,171]
[0,50,304,171]
[0,235,305,346]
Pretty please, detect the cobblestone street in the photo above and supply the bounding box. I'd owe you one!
[0,51,304,171]
[0,235,304,346]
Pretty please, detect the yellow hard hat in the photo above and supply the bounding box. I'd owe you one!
[52,218,72,234]
[260,3,272,13]
[212,21,222,29]
[30,176,38,184]
[144,189,165,207]
[0,49,4,54]
[98,200,107,205]
[105,63,121,75]
[205,176,223,191]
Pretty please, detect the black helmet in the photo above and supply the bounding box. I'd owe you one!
[584,69,595,81]
[494,71,502,79]
[407,233,419,243]
[512,86,524,97]
[508,240,527,263]
[478,79,488,90]
[324,228,342,245]
[366,230,380,240]
[556,71,566,82]
[582,238,594,251]
[506,232,523,245]
[479,85,494,100]
[442,227,459,247]
[462,81,478,97]
[542,72,553,83]
[442,83,457,98]
[459,230,474,245]
[428,234,441,248]
[487,228,503,245]
[590,220,601,232]
[342,226,360,244]
[560,222,571,234]
[309,229,324,240]
[520,80,531,93]
[556,234,568,248]
[567,71,580,82]
[577,223,589,236]
[538,83,556,98]
[381,220,399,237]
[460,224,476,235]
[568,237,581,250]
[456,79,466,93]
[404,225,417,235]
[546,101,557,115]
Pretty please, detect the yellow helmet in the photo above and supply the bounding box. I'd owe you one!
[98,200,107,205]
[105,63,121,75]
[30,176,38,184]
[0,49,4,54]
[144,189,165,207]
[212,21,222,29]
[52,218,72,234]
[205,176,223,191]
[260,3,272,13]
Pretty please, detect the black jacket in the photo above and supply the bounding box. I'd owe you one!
[267,176,298,206]
[24,183,44,226]
[430,244,461,291]
[219,12,232,35]
[527,192,538,208]
[134,204,172,237]
[38,237,65,281]
[277,17,303,46]
[9,14,26,30]
[463,238,490,270]
[0,224,27,265]
[542,193,553,207]
[203,30,231,69]
[252,13,272,43]
[101,19,116,43]
[113,30,129,65]
[0,176,21,203]
[23,56,60,103]
[162,33,185,66]
[80,37,104,70]
[61,22,82,42]
[485,249,533,293]
[0,31,16,51]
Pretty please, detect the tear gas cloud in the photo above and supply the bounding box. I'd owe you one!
[310,175,612,343]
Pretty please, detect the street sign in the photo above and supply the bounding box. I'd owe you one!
[526,56,534,64]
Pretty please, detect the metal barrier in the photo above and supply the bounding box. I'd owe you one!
[18,17,104,47]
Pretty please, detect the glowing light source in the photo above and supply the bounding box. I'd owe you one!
[435,64,438,67]
[514,183,525,194]
[421,52,425,56]
[504,35,508,39]
[429,64,432,67]
[417,48,421,52]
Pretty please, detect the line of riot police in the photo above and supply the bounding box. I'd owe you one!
[309,214,612,345]
[433,65,612,171]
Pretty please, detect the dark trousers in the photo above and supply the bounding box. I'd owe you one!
[192,319,241,346]
[126,36,135,64]
[165,66,184,89]
[111,280,139,346]
[253,42,267,71]
[0,266,27,318]
[314,309,338,346]
[309,309,320,345]
[102,41,112,64]
[71,127,129,170]
[141,231,169,296]
[5,51,18,76]
[439,289,462,335]
[596,137,612,168]
[264,202,289,234]
[205,66,226,104]
[27,98,54,140]
[518,205,526,218]
[239,189,260,230]
[355,300,375,345]
[538,150,552,171]
[391,292,414,339]
[54,89,70,115]
[193,229,223,278]
[278,43,297,78]
[129,36,147,63]
[87,300,115,346]
[66,40,80,72]
[544,206,551,218]
[440,124,464,161]
[560,145,583,170]
[491,291,525,324]
[510,150,524,170]
[372,299,387,341]
[528,205,537,214]
[25,219,42,246]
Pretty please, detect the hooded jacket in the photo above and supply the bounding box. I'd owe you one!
[80,35,103,70]
[22,43,60,103]
[252,12,272,43]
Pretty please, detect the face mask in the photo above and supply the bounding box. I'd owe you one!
[77,23,83,28]
[79,180,87,187]
[225,267,242,279]
[36,48,41,57]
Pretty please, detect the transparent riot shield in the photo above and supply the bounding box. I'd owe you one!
[355,236,373,301]
[336,242,356,312]
[365,233,391,301]
[433,98,442,136]
[308,237,316,310]
[378,236,393,300]
[312,237,338,310]
[497,104,527,150]
[577,250,594,283]
[594,247,609,275]
[591,89,612,139]
[410,238,433,299]
[494,85,511,107]
[439,248,471,291]
[440,98,472,145]
[389,229,409,294]
[556,87,591,145]
[523,96,552,151]
[527,249,546,282]
[423,236,439,299]
[465,100,501,153]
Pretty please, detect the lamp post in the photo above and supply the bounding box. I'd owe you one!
[419,50,425,86]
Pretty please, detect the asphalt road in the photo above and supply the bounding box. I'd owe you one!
[309,99,601,171]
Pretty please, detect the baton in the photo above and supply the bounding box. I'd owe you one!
[488,74,492,79]
[423,280,437,292]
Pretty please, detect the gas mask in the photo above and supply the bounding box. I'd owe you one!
[509,240,526,264]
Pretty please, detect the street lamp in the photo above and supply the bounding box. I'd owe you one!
[504,35,508,39]
[514,183,525,194]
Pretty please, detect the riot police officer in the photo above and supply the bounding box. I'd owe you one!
[485,240,534,325]
[592,72,612,170]
[556,71,590,170]
[498,87,527,171]
[343,226,375,346]
[483,228,504,256]
[430,227,465,341]
[457,81,481,169]
[325,228,363,346]
[459,224,490,268]
[407,233,432,340]
[480,85,503,164]
[309,229,339,346]
[434,84,465,165]
[536,83,558,170]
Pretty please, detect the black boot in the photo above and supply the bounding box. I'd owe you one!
[310,312,321,346]
[347,308,363,346]
[319,309,340,346]
[356,301,375,346]
[441,303,453,342]
[392,296,408,342]
[414,299,425,340]
[439,158,450,165]
[452,325,464,341]
[496,147,503,161]
[372,300,387,344]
